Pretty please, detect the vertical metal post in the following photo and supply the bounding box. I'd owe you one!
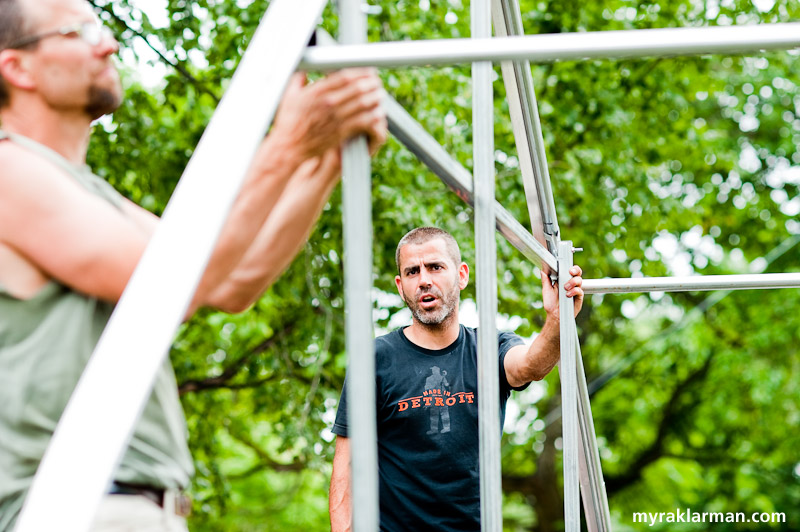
[576,338,612,532]
[558,241,580,532]
[340,2,379,532]
[473,0,502,530]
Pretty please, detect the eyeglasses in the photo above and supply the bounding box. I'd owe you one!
[7,22,114,50]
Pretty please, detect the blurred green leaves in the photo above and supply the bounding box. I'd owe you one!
[85,0,800,529]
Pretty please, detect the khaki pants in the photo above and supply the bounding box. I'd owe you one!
[90,495,189,532]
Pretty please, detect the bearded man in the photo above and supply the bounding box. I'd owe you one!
[328,226,584,532]
[0,0,386,529]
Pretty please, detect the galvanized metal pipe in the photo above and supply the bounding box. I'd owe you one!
[339,1,379,532]
[492,0,560,261]
[582,272,800,294]
[558,242,580,532]
[576,339,612,532]
[301,22,800,70]
[472,0,503,529]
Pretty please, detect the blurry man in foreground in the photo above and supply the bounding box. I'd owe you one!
[0,0,386,529]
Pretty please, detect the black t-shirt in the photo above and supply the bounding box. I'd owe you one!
[332,325,527,532]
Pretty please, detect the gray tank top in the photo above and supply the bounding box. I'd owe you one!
[0,130,194,531]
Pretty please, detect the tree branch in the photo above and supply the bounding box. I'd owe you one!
[178,322,295,394]
[89,0,221,103]
[226,427,306,480]
[605,352,715,494]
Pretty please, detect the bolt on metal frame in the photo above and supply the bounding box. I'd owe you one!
[17,0,800,530]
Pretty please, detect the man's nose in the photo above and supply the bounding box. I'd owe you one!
[95,28,119,56]
[418,268,432,287]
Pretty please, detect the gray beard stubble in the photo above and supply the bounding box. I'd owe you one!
[404,282,460,329]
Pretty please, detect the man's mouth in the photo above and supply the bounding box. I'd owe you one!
[419,294,438,309]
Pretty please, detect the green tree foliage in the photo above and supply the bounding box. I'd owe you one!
[85,0,800,529]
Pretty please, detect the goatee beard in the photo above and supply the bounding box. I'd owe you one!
[403,284,460,330]
[86,86,121,120]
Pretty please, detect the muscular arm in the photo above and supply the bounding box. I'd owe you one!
[0,147,152,302]
[192,70,384,313]
[504,266,584,387]
[0,133,303,307]
[0,69,384,313]
[330,435,352,532]
[201,73,386,312]
[205,148,342,311]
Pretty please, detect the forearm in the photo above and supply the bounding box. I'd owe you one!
[506,268,585,386]
[330,437,352,532]
[509,315,562,386]
[205,155,339,311]
[190,135,304,313]
[329,476,352,532]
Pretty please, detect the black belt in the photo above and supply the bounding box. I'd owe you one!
[109,481,165,507]
[109,481,191,517]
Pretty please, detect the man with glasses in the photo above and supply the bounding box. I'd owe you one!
[0,0,387,530]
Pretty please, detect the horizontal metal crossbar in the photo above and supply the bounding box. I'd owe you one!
[301,22,800,70]
[582,272,800,294]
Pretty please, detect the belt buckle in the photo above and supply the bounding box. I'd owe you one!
[163,488,192,517]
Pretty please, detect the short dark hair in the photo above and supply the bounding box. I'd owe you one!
[0,0,30,109]
[395,227,462,275]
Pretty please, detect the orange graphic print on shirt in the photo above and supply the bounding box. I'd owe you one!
[395,366,475,436]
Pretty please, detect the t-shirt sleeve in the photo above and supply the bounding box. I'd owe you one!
[497,331,529,393]
[332,375,349,437]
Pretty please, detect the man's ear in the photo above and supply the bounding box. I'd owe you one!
[395,274,403,297]
[458,262,469,290]
[0,49,36,92]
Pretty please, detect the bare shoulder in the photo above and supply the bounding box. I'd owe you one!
[0,142,150,302]
[0,141,83,238]
[0,140,69,195]
[0,142,156,233]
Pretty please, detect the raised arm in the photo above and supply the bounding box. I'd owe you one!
[191,69,385,313]
[330,435,352,532]
[504,266,584,387]
[0,69,383,314]
[204,76,387,312]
